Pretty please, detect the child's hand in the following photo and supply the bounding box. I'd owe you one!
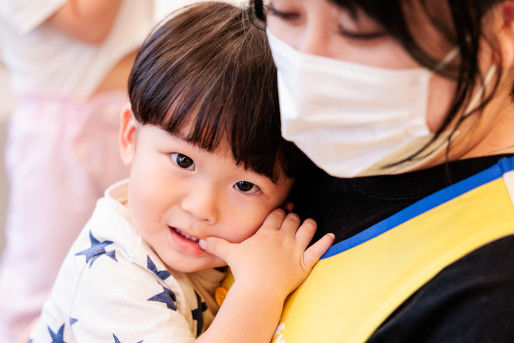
[199,209,335,301]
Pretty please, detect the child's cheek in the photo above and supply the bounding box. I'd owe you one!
[223,219,259,243]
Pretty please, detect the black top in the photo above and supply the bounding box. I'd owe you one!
[290,154,514,342]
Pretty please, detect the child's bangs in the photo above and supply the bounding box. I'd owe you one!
[159,83,237,155]
[129,1,304,182]
[159,67,286,182]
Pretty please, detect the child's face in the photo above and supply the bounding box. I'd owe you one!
[120,107,294,273]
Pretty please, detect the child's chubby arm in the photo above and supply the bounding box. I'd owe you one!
[45,0,123,44]
[196,209,335,343]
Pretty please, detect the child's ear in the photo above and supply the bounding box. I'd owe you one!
[119,103,138,167]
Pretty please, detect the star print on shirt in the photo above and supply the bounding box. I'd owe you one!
[47,323,66,343]
[192,290,207,336]
[75,231,117,267]
[146,256,171,281]
[69,317,78,326]
[148,286,177,310]
[113,333,143,343]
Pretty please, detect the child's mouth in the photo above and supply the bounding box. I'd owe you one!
[169,226,205,256]
[170,226,200,243]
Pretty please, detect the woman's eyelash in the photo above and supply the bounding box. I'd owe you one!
[268,5,384,41]
[337,26,386,40]
[267,6,299,20]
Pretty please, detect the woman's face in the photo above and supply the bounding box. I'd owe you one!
[266,0,457,132]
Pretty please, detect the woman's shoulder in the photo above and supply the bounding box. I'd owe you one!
[368,234,514,342]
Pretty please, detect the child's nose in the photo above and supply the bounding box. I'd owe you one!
[180,187,218,224]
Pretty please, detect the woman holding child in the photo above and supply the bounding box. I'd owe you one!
[252,0,514,341]
[25,0,514,341]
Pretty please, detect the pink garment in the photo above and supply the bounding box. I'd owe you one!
[0,90,129,341]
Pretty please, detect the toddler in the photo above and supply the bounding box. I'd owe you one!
[29,2,334,342]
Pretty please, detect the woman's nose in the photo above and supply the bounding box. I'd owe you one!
[180,187,218,224]
[298,24,330,56]
[295,2,332,57]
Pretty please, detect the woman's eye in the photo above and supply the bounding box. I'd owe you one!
[234,181,261,194]
[337,26,386,41]
[337,9,386,41]
[170,153,195,171]
[267,5,299,20]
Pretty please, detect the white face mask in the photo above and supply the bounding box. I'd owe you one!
[267,31,492,177]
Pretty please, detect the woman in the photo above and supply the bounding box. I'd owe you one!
[252,0,514,341]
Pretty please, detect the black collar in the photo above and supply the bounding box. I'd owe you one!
[291,154,514,243]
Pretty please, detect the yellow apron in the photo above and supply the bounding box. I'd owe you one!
[270,158,514,342]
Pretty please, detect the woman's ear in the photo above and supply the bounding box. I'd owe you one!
[503,0,514,22]
[497,1,514,68]
[119,103,138,167]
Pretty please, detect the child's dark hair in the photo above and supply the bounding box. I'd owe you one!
[128,1,306,182]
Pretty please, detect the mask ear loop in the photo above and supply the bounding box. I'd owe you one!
[433,46,498,117]
[412,47,487,165]
[462,64,498,117]
[433,47,460,72]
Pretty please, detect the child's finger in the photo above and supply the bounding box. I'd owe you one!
[280,213,301,235]
[199,237,233,261]
[261,208,286,231]
[295,218,317,250]
[302,233,335,271]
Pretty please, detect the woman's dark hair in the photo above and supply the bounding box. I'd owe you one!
[251,0,510,163]
[129,1,306,181]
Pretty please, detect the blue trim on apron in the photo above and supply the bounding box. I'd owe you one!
[322,157,514,259]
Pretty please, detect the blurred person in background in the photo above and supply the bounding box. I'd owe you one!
[0,1,153,341]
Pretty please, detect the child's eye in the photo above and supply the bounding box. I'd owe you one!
[234,181,261,194]
[170,153,195,171]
